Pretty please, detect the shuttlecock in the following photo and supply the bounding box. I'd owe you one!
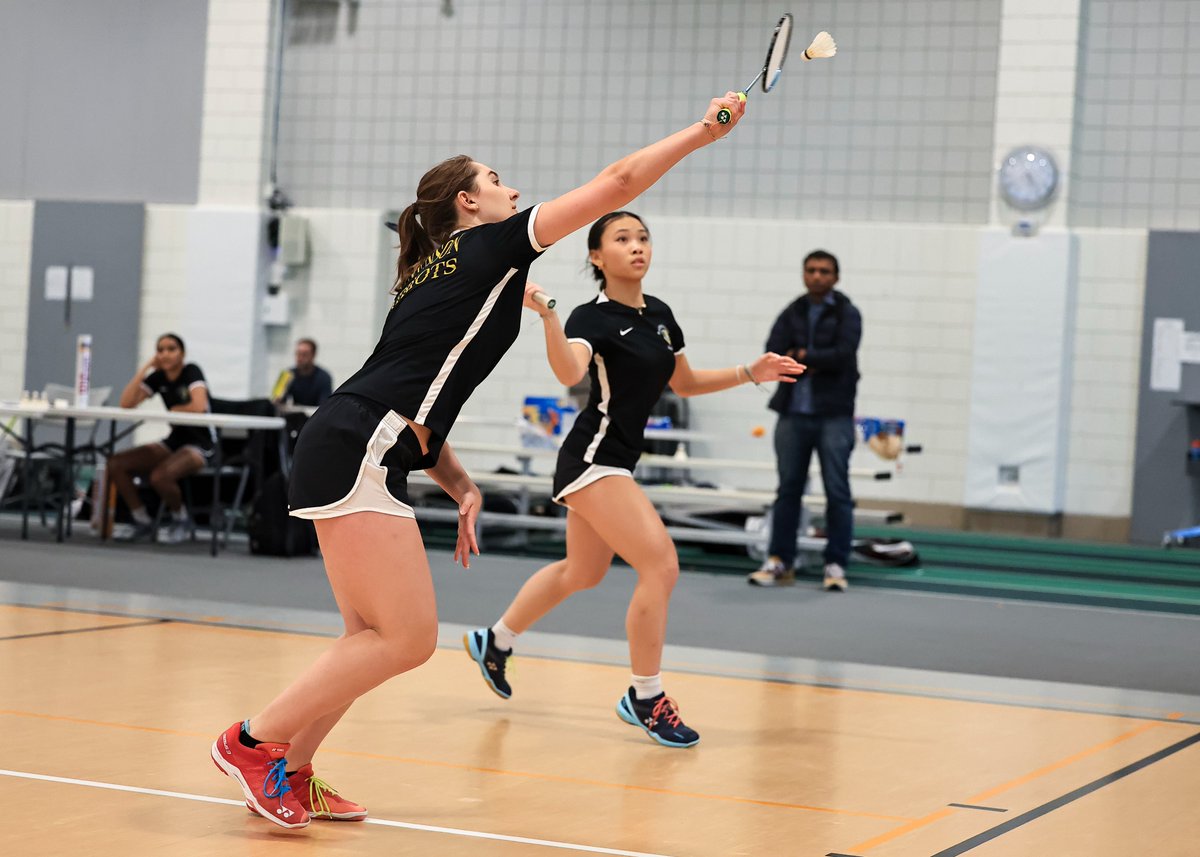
[802,31,837,61]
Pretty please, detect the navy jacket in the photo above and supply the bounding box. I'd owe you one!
[765,290,861,417]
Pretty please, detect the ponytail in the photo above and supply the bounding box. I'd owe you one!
[391,154,479,293]
[394,203,435,287]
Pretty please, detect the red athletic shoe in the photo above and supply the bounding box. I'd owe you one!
[244,764,367,821]
[291,764,367,821]
[211,721,309,829]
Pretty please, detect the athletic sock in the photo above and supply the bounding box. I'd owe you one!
[131,507,151,525]
[172,507,188,523]
[632,673,664,700]
[490,619,518,653]
[238,720,263,748]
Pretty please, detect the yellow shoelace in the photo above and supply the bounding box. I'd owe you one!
[307,775,340,816]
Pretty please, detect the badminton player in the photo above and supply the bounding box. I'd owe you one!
[465,212,804,747]
[210,94,748,828]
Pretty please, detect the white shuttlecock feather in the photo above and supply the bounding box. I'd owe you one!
[802,31,837,61]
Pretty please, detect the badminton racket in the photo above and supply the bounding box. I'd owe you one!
[716,15,836,124]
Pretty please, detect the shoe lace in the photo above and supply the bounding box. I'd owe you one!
[307,775,340,816]
[263,758,292,800]
[650,696,683,729]
[488,646,515,678]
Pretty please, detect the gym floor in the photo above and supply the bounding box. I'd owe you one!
[2,519,1198,856]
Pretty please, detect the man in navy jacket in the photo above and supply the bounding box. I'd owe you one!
[749,250,862,591]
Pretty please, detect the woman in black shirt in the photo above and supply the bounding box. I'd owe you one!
[213,95,749,828]
[466,213,803,747]
[107,333,215,545]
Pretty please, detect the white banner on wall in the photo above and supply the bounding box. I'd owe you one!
[1149,318,1200,392]
[1151,318,1184,392]
[964,229,1077,513]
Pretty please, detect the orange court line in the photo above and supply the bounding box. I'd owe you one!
[966,719,1168,803]
[845,717,1186,853]
[0,708,912,822]
[847,807,957,853]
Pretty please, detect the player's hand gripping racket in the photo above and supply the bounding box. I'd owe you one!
[716,14,836,124]
[525,282,557,312]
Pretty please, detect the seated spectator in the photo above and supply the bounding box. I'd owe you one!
[107,333,214,544]
[276,338,334,407]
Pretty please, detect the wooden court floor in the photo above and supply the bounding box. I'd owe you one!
[1,601,1198,856]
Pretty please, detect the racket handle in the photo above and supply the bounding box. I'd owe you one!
[715,92,748,125]
[532,291,556,310]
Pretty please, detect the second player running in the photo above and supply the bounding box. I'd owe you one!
[466,211,804,747]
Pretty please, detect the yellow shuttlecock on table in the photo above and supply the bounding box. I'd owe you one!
[802,31,837,61]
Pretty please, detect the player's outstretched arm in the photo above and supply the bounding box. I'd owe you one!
[669,352,805,398]
[532,93,746,249]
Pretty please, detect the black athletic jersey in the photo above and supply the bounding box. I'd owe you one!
[140,363,216,450]
[560,293,685,469]
[337,205,549,464]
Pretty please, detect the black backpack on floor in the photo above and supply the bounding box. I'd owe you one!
[248,471,318,557]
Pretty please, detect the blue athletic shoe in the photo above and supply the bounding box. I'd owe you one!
[464,628,512,699]
[615,688,700,748]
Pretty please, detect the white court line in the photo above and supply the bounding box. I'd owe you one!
[0,769,675,857]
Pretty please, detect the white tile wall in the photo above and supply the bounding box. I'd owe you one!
[1071,0,1200,229]
[274,0,1003,223]
[2,0,1170,525]
[446,216,983,508]
[140,205,193,350]
[991,0,1082,228]
[0,200,1140,519]
[1063,228,1147,516]
[197,0,275,206]
[262,208,391,391]
[0,201,33,400]
[128,204,194,444]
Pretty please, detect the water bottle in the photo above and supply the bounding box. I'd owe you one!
[75,334,93,406]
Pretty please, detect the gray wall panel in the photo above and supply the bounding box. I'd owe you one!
[0,0,208,204]
[24,201,144,405]
[1130,231,1200,544]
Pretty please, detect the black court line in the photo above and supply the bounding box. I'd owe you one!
[931,730,1200,856]
[0,618,170,641]
[826,853,863,856]
[947,802,1007,812]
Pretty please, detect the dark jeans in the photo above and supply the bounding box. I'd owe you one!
[767,413,855,568]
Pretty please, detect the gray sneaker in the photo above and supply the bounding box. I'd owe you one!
[747,557,795,587]
[160,518,192,545]
[822,563,848,592]
[114,521,156,542]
